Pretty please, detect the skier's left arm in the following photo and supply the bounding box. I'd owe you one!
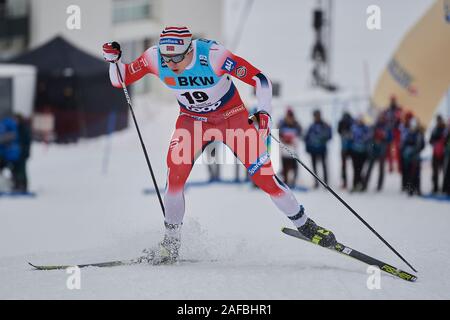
[210,43,273,129]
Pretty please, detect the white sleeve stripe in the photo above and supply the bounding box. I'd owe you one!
[253,73,272,114]
[109,61,126,87]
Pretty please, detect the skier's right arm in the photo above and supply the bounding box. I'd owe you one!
[102,41,157,88]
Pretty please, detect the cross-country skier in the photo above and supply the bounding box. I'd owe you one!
[103,26,337,264]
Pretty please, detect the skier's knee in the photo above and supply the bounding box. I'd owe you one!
[253,174,287,197]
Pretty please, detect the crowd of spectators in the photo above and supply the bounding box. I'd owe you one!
[277,96,450,197]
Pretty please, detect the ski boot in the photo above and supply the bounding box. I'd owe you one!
[297,218,337,248]
[137,223,181,265]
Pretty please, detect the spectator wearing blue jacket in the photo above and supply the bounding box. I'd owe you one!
[305,110,332,188]
[0,114,30,192]
[350,116,370,192]
[0,116,21,167]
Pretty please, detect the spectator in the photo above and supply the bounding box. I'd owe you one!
[400,112,414,191]
[383,95,403,173]
[350,116,370,192]
[278,108,302,187]
[0,115,21,192]
[363,113,392,191]
[443,118,450,196]
[305,109,332,188]
[401,117,425,196]
[429,115,447,194]
[11,114,32,192]
[337,112,353,189]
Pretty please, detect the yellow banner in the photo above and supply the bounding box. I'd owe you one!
[372,0,450,127]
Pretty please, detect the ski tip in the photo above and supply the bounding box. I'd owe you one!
[402,273,418,282]
[28,262,39,269]
[281,227,295,233]
[28,262,64,270]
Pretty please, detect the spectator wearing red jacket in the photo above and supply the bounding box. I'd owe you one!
[430,115,448,194]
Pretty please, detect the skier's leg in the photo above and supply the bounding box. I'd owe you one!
[224,113,336,247]
[164,117,211,227]
[224,114,301,221]
[145,117,210,264]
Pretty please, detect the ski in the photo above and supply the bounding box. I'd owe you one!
[28,260,135,270]
[282,227,417,282]
[28,258,205,270]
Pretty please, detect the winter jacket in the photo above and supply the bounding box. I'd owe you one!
[279,119,302,158]
[350,123,370,154]
[0,117,21,162]
[305,121,332,155]
[401,129,425,162]
[368,122,392,158]
[429,126,447,160]
[338,115,353,152]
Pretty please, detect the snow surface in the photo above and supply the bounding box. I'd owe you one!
[1,99,449,300]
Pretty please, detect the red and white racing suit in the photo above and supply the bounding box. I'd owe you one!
[109,40,307,228]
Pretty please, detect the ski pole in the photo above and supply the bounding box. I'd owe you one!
[114,63,165,216]
[270,133,417,273]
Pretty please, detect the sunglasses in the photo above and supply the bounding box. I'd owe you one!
[161,44,192,64]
